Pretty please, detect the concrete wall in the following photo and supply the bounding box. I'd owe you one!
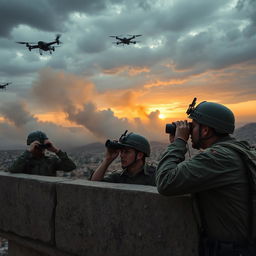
[0,172,199,256]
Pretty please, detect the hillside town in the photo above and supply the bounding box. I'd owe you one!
[0,238,7,256]
[0,141,170,178]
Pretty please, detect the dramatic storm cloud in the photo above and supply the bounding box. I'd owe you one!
[0,0,255,148]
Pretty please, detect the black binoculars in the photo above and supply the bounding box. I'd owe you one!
[36,143,51,150]
[165,122,192,135]
[165,97,197,135]
[105,140,124,150]
[105,130,128,150]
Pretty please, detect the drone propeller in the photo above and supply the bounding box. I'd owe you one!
[128,34,142,37]
[1,82,12,86]
[55,34,62,44]
[16,41,36,44]
[16,41,27,44]
[109,35,124,38]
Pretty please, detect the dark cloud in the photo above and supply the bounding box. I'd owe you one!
[0,100,98,149]
[26,68,167,141]
[0,101,36,127]
[67,102,131,138]
[0,119,97,150]
[1,0,154,37]
[2,0,255,80]
[50,0,108,14]
[153,0,224,32]
[0,0,112,37]
[31,68,95,111]
[0,1,57,37]
[77,32,108,53]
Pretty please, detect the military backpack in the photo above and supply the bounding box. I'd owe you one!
[219,142,256,243]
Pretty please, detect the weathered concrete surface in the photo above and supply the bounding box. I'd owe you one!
[56,180,198,256]
[0,172,66,244]
[8,241,46,256]
[1,231,75,256]
[0,172,199,256]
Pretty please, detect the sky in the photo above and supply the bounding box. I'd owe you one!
[0,0,255,149]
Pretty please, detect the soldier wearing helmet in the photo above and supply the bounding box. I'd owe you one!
[156,99,256,255]
[9,130,76,176]
[91,130,156,186]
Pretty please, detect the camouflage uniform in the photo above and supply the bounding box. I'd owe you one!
[156,136,249,242]
[9,150,76,176]
[103,164,156,186]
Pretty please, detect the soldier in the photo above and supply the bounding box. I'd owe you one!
[91,131,156,186]
[9,130,76,176]
[156,101,256,256]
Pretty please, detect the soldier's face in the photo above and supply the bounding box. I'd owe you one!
[120,147,136,168]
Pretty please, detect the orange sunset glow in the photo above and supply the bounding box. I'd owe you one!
[32,97,256,128]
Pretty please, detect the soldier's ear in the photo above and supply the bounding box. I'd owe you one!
[201,125,212,138]
[136,151,144,160]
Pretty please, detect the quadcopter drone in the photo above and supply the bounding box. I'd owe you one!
[17,34,62,55]
[0,82,12,90]
[109,34,142,45]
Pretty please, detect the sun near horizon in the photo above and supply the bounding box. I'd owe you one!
[31,99,256,129]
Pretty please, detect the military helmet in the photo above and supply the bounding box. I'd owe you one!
[188,101,235,134]
[27,131,48,145]
[119,132,151,157]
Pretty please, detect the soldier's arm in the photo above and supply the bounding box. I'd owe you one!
[156,139,236,195]
[91,159,113,181]
[91,148,119,181]
[55,150,76,172]
[8,151,32,173]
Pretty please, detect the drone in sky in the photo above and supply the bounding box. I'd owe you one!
[0,82,11,90]
[16,34,62,55]
[109,34,142,45]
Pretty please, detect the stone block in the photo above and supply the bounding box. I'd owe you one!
[0,172,65,244]
[56,180,198,256]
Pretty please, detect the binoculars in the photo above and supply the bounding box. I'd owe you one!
[165,97,197,135]
[165,122,192,135]
[105,140,125,150]
[36,143,51,150]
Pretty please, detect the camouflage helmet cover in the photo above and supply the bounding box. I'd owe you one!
[27,131,48,145]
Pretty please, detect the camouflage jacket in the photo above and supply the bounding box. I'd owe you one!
[8,150,76,176]
[103,164,156,186]
[156,136,250,242]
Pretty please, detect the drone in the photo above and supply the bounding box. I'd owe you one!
[109,34,142,45]
[0,82,11,90]
[16,34,62,55]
